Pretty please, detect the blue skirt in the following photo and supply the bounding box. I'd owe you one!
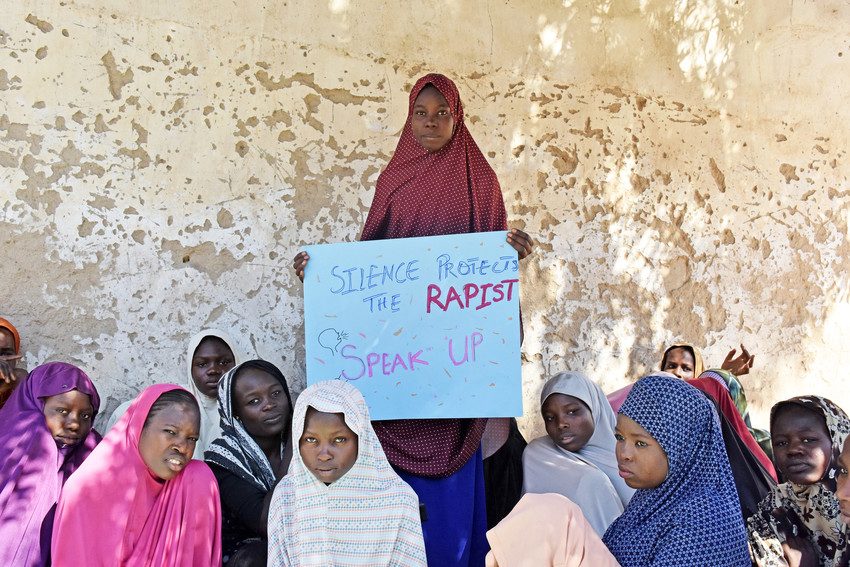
[397,447,488,567]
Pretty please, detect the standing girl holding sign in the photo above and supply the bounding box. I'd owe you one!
[294,73,533,566]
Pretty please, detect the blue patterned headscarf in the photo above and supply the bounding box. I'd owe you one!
[602,374,751,566]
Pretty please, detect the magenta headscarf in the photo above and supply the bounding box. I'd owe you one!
[51,383,222,567]
[361,73,507,477]
[0,362,101,567]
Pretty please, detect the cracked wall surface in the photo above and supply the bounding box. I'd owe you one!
[1,1,849,436]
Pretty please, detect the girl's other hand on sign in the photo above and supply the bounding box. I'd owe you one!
[506,229,534,260]
[294,251,310,282]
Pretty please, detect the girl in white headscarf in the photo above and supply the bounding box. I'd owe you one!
[268,380,426,566]
[105,329,243,457]
[522,371,634,534]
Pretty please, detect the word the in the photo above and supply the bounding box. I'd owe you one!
[426,279,519,313]
[340,344,429,380]
[363,292,402,313]
[436,254,518,281]
[330,260,420,295]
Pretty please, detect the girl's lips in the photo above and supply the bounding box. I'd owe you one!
[165,457,187,471]
[618,468,634,479]
[785,462,812,473]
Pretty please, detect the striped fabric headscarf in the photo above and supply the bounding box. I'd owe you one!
[267,380,426,566]
[205,360,292,492]
[602,374,751,566]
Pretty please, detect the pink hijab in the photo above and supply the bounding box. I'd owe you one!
[51,384,222,567]
[485,493,620,567]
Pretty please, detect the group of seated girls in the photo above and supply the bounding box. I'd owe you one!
[2,317,850,567]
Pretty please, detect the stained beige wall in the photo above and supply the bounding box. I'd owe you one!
[2,1,849,436]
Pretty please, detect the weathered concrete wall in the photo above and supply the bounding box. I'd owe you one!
[2,1,849,436]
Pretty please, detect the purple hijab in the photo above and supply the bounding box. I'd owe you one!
[0,362,101,567]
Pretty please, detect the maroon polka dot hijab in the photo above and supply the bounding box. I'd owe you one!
[361,73,507,241]
[362,74,507,478]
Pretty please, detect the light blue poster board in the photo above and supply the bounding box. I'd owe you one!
[303,231,522,420]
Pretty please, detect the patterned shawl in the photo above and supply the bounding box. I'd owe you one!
[701,367,773,457]
[268,380,426,566]
[361,73,507,478]
[205,360,292,491]
[0,362,100,567]
[602,374,751,566]
[747,396,850,567]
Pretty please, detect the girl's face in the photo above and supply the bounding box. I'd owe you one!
[661,347,695,380]
[835,437,850,524]
[299,407,358,484]
[615,414,669,489]
[0,328,18,366]
[772,404,832,485]
[542,393,595,452]
[191,337,235,399]
[139,402,200,480]
[411,85,455,152]
[233,367,290,439]
[43,390,94,447]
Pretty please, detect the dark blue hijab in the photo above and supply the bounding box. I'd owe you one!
[602,374,750,566]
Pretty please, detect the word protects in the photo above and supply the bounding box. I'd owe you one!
[426,279,518,313]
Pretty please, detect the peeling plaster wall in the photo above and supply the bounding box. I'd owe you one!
[2,1,849,437]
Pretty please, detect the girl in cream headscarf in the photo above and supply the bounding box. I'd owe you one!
[105,329,243,457]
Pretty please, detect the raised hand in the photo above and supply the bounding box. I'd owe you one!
[721,344,755,377]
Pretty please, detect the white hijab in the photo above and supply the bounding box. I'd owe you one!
[105,329,244,459]
[182,329,243,458]
[268,380,426,567]
[522,371,634,534]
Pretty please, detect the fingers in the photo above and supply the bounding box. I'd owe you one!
[723,349,735,364]
[506,229,534,260]
[293,251,309,282]
[740,343,750,359]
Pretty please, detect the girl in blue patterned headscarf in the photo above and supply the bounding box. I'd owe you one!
[602,373,751,566]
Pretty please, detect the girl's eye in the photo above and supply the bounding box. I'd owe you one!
[614,433,624,441]
[636,440,648,448]
[248,398,259,405]
[188,437,199,443]
[272,389,281,398]
[81,413,92,420]
[57,408,68,414]
[303,437,316,444]
[543,415,553,421]
[165,429,176,435]
[195,362,207,368]
[334,437,347,444]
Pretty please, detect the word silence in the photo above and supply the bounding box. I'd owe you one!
[303,232,522,420]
